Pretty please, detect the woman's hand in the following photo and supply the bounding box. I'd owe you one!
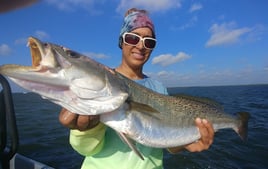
[59,108,100,131]
[184,118,215,152]
[168,118,215,153]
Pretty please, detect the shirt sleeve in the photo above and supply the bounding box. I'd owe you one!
[69,123,106,156]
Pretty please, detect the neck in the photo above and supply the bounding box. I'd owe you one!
[115,64,144,80]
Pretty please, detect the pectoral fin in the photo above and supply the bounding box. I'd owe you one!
[117,132,144,160]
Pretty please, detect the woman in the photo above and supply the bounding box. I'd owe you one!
[59,8,214,169]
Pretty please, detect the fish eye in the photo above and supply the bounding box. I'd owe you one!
[67,50,80,58]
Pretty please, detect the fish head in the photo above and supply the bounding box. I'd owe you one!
[0,37,129,115]
[0,37,67,88]
[0,37,106,91]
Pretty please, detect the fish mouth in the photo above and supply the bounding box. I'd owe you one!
[0,37,51,74]
[28,37,45,68]
[27,37,61,72]
[1,37,66,85]
[1,37,69,92]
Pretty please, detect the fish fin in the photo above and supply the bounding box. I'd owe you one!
[117,132,144,160]
[129,101,160,114]
[172,94,224,110]
[236,112,250,141]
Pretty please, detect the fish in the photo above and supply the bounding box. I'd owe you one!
[0,37,250,160]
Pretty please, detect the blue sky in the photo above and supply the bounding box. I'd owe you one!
[1,0,268,92]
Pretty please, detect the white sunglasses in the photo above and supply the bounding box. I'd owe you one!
[122,32,156,49]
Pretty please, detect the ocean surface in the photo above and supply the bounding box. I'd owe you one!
[7,85,268,169]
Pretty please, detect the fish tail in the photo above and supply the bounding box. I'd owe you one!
[236,112,250,141]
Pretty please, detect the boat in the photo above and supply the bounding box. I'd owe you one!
[0,74,54,169]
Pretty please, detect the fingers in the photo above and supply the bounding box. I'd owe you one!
[77,115,100,131]
[196,118,214,148]
[77,115,91,131]
[59,108,78,129]
[202,119,214,146]
[184,118,215,152]
[59,108,100,131]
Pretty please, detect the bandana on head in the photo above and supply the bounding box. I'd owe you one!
[119,11,155,48]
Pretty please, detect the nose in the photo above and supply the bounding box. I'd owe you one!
[136,39,145,50]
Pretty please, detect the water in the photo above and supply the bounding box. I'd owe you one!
[8,85,268,168]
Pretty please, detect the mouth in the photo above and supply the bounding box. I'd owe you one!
[28,37,43,68]
[5,37,69,91]
[27,37,60,72]
[132,52,146,60]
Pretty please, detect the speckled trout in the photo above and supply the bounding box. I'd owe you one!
[0,37,249,159]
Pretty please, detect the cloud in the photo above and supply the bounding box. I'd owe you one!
[206,22,252,47]
[152,52,191,66]
[45,0,104,14]
[34,30,50,40]
[173,3,201,31]
[245,24,266,42]
[156,70,172,77]
[264,66,268,71]
[0,44,12,56]
[147,71,191,87]
[149,67,268,87]
[15,38,28,45]
[178,16,198,30]
[117,0,181,13]
[83,52,109,59]
[14,31,49,46]
[189,3,203,13]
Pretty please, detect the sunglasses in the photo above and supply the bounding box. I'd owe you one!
[122,32,156,50]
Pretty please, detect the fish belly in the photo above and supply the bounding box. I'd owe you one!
[101,105,201,148]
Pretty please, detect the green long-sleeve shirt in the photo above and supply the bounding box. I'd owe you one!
[70,78,168,169]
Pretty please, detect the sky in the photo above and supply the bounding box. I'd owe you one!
[0,0,268,92]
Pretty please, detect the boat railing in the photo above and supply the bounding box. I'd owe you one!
[0,74,19,169]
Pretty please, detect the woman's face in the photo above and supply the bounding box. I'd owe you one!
[121,27,154,69]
